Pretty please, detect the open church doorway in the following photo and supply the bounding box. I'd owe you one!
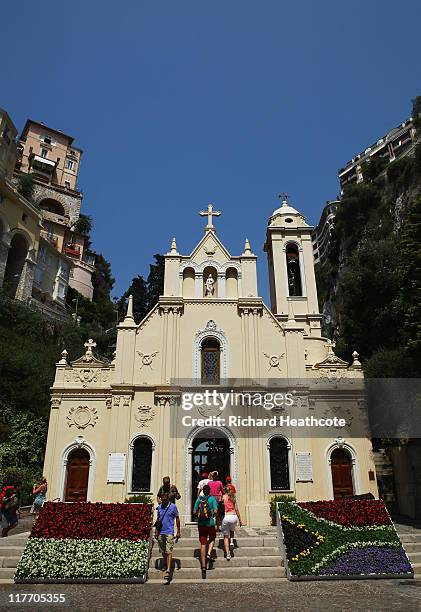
[191,434,230,518]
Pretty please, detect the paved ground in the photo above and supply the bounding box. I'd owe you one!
[1,579,420,611]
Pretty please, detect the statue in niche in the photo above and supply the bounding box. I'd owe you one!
[205,274,215,297]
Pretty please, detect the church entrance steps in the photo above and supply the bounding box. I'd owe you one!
[150,556,283,569]
[159,536,278,547]
[399,534,421,542]
[0,532,29,584]
[0,545,26,557]
[150,545,280,558]
[148,566,286,580]
[1,556,19,568]
[0,568,16,580]
[148,531,285,582]
[396,524,421,580]
[147,577,287,584]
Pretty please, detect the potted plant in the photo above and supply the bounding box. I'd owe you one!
[270,494,296,525]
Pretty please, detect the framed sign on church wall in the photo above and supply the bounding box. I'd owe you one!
[107,453,126,483]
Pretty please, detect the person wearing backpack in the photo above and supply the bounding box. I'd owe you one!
[193,483,218,579]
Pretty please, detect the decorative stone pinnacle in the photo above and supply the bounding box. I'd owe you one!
[125,294,134,322]
[170,237,178,253]
[199,203,221,231]
[326,338,336,356]
[58,349,68,365]
[243,238,252,255]
[351,350,362,369]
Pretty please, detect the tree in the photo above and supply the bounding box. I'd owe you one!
[72,214,92,236]
[398,195,421,371]
[16,174,35,201]
[118,254,165,324]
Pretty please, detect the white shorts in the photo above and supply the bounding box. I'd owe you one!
[221,514,238,535]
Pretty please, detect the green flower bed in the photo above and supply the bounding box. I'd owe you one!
[16,538,149,580]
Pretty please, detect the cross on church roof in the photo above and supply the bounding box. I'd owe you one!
[84,338,97,356]
[200,203,221,231]
[279,192,289,206]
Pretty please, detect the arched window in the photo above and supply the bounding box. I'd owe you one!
[201,338,220,385]
[39,198,66,217]
[182,267,195,298]
[4,233,28,299]
[225,267,238,299]
[131,437,153,492]
[269,437,290,490]
[285,243,302,296]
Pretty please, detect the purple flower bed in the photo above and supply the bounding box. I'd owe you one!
[318,546,412,576]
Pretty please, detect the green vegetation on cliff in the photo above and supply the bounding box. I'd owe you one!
[317,101,421,377]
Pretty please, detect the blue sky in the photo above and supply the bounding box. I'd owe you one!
[3,1,421,299]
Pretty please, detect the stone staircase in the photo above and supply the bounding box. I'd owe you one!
[1,524,419,584]
[0,532,29,584]
[395,524,421,579]
[147,526,286,583]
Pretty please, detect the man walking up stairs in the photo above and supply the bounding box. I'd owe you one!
[148,526,286,583]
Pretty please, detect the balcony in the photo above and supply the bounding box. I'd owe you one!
[63,243,81,258]
[41,209,70,226]
[30,154,57,183]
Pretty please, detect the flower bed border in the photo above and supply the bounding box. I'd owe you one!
[276,500,414,582]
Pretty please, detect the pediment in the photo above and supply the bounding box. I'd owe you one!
[312,354,349,369]
[188,231,232,265]
[71,353,108,368]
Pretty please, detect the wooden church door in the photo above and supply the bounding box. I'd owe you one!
[331,448,354,499]
[65,448,90,502]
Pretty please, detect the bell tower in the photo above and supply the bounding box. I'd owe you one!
[264,195,322,336]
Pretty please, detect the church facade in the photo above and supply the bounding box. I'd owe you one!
[43,199,378,526]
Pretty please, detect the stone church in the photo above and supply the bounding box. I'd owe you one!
[43,198,378,525]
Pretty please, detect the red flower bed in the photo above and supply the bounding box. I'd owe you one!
[299,500,391,527]
[31,502,153,541]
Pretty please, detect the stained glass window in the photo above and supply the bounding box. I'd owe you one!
[132,437,152,492]
[201,338,220,384]
[269,437,290,490]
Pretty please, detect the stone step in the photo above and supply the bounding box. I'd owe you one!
[147,577,287,584]
[150,545,279,558]
[0,568,15,580]
[149,556,282,569]
[1,557,20,568]
[0,579,13,584]
[148,566,285,580]
[398,534,421,542]
[407,551,421,562]
[0,538,28,547]
[0,546,25,556]
[151,536,277,547]
[402,543,421,553]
